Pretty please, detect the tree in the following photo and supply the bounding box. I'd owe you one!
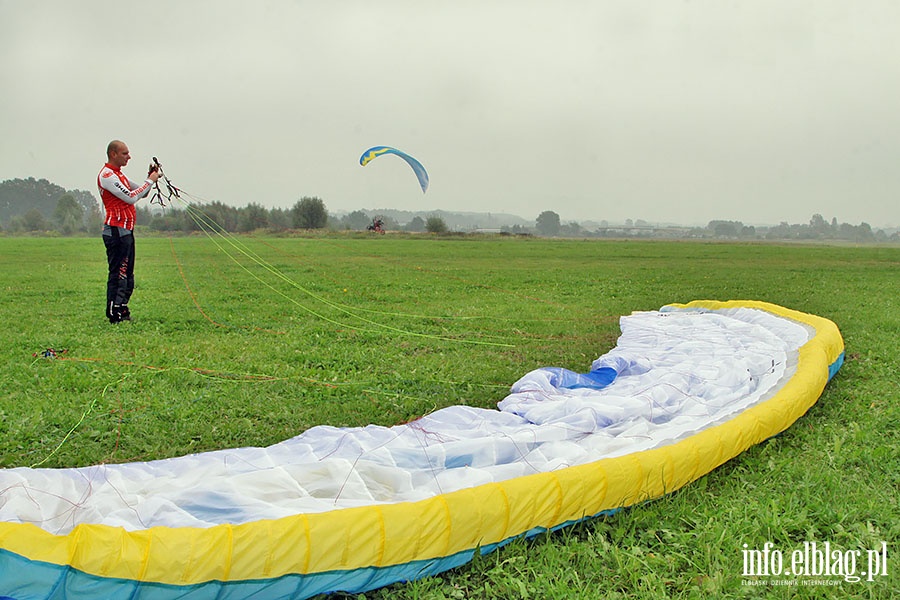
[21,208,49,231]
[149,212,183,232]
[268,207,291,231]
[425,216,447,233]
[292,197,328,229]
[54,193,85,234]
[85,201,104,233]
[238,202,269,232]
[135,205,154,227]
[559,221,583,237]
[710,220,740,238]
[199,201,240,232]
[405,216,426,232]
[766,222,792,240]
[342,210,372,230]
[857,222,875,242]
[535,210,560,236]
[809,213,828,236]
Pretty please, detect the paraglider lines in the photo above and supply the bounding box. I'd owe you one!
[169,190,514,347]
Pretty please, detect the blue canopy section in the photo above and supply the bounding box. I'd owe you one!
[359,146,429,193]
[538,366,618,390]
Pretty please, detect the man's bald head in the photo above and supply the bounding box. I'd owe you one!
[106,140,131,168]
[107,140,125,158]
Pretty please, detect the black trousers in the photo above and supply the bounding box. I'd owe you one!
[103,228,135,319]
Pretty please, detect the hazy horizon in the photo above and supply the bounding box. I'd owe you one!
[3,2,899,228]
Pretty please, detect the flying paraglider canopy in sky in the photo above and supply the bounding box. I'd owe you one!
[359,146,429,193]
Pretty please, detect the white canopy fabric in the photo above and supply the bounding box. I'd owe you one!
[0,306,811,535]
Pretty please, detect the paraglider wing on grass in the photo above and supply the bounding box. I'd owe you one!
[0,300,844,599]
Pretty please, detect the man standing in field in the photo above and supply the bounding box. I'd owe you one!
[97,140,160,324]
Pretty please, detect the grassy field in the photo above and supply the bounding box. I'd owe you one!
[0,233,897,598]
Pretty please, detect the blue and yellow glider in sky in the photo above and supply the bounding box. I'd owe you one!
[359,145,429,193]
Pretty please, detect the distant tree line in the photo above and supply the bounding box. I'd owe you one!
[1,178,101,234]
[1,177,895,242]
[136,204,448,234]
[0,177,454,235]
[530,210,898,243]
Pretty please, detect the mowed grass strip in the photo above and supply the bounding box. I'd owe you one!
[0,234,897,598]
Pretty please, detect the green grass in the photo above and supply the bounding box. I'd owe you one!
[0,233,897,598]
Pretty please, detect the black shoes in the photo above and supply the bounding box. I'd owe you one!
[109,304,131,324]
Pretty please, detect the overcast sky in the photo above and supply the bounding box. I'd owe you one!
[2,1,898,227]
